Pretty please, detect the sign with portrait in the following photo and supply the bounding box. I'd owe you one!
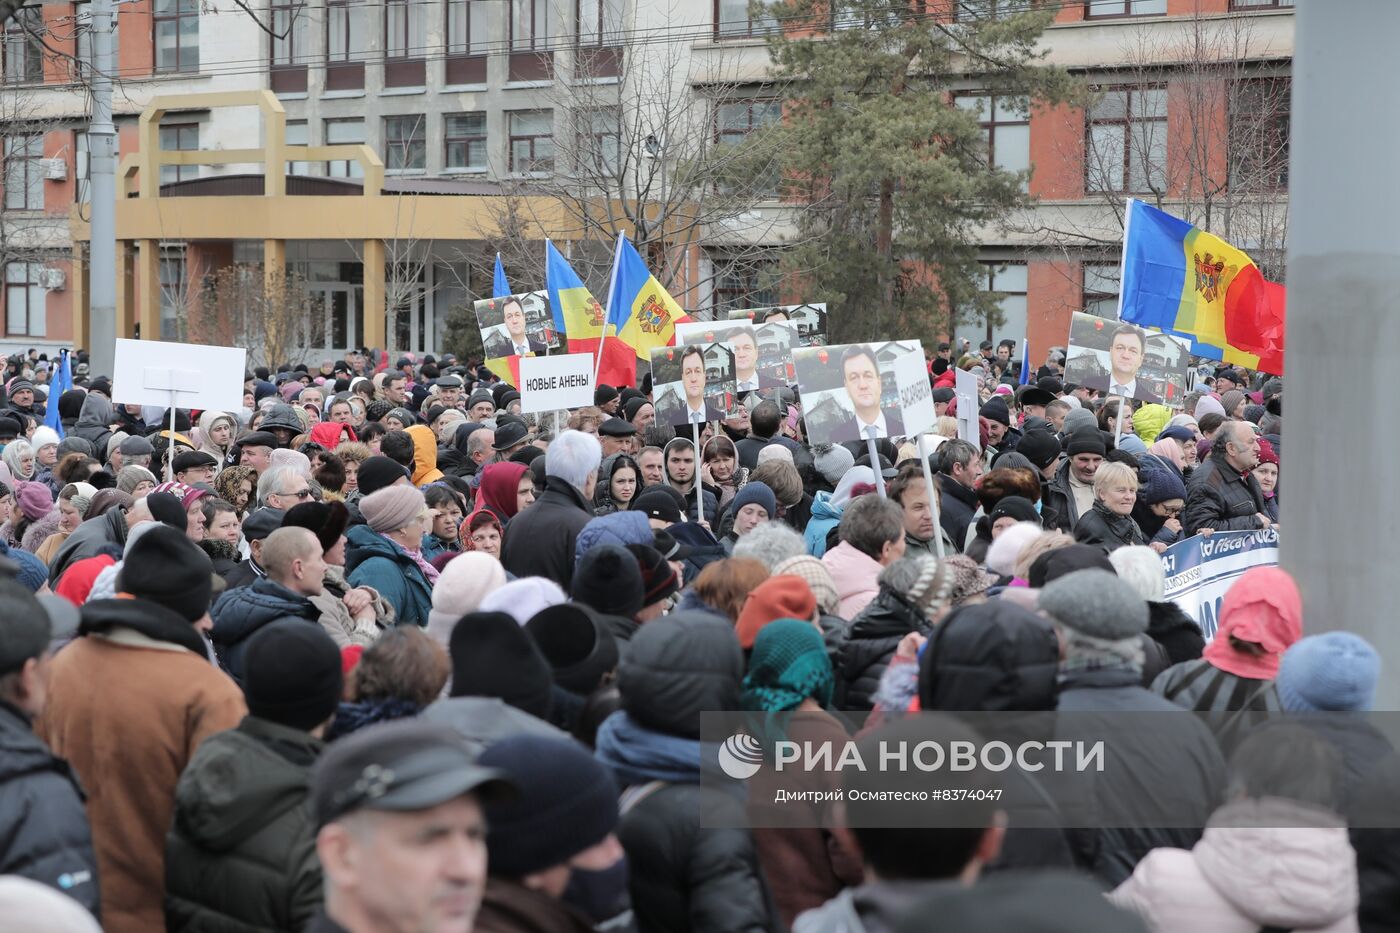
[729,303,828,346]
[792,341,919,446]
[518,353,595,414]
[473,292,558,360]
[1063,312,1191,408]
[649,343,737,427]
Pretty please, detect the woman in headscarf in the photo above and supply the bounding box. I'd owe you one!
[1255,437,1280,523]
[701,434,748,510]
[741,618,863,927]
[213,464,257,518]
[2,439,35,485]
[457,508,504,560]
[476,461,531,524]
[29,481,97,564]
[803,466,876,558]
[195,410,238,469]
[593,454,640,516]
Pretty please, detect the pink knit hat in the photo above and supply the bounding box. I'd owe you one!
[14,481,51,522]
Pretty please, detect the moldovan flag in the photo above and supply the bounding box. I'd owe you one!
[605,234,691,366]
[493,253,510,299]
[1118,199,1285,375]
[545,240,606,356]
[483,354,523,386]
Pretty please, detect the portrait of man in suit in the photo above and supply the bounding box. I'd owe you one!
[502,296,548,356]
[1082,323,1161,404]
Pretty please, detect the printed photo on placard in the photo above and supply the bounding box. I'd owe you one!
[650,344,733,427]
[729,303,828,347]
[473,292,557,359]
[793,342,917,446]
[754,321,795,388]
[675,322,762,394]
[1064,312,1191,407]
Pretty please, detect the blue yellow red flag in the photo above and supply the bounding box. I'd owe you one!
[604,235,690,364]
[545,240,606,355]
[493,253,510,300]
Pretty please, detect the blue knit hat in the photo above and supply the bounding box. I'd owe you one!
[1277,633,1381,712]
[742,618,833,713]
[1137,460,1187,505]
[731,481,776,520]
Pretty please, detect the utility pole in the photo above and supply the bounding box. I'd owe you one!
[86,0,117,378]
[1284,0,1400,707]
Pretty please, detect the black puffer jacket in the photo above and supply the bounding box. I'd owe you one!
[165,716,323,932]
[604,613,779,933]
[1146,601,1205,667]
[836,586,929,712]
[1072,501,1149,554]
[500,476,594,589]
[1183,448,1270,536]
[0,700,100,917]
[48,506,128,586]
[211,580,321,684]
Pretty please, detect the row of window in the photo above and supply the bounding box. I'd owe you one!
[281,111,560,175]
[952,0,1292,21]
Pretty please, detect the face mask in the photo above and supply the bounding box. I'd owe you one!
[561,857,629,924]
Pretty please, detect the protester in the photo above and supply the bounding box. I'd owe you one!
[1183,421,1273,535]
[1041,431,1105,533]
[327,626,449,739]
[1072,461,1149,553]
[501,430,601,588]
[345,485,435,627]
[934,439,982,550]
[822,494,907,618]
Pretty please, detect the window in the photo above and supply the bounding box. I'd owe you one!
[510,0,548,50]
[3,135,43,210]
[285,120,313,176]
[509,110,553,173]
[154,0,199,72]
[1083,262,1119,318]
[325,118,364,178]
[444,112,487,171]
[578,0,623,46]
[953,0,1030,19]
[446,0,488,55]
[385,0,426,58]
[383,115,425,172]
[576,108,620,175]
[158,247,186,340]
[75,2,117,79]
[159,123,198,184]
[711,254,779,314]
[5,261,45,336]
[1229,77,1290,191]
[1084,0,1167,15]
[715,0,777,37]
[957,94,1031,184]
[1230,0,1293,7]
[973,262,1027,343]
[1086,86,1166,194]
[715,99,782,192]
[269,0,308,66]
[3,8,43,83]
[327,0,367,60]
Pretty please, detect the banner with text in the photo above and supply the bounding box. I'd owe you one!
[1160,529,1280,640]
[518,353,595,413]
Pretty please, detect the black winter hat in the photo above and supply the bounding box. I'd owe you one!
[117,524,214,622]
[617,612,742,740]
[477,734,619,878]
[571,545,645,619]
[243,621,343,730]
[525,603,619,695]
[448,611,553,720]
[987,496,1041,527]
[145,491,190,531]
[979,397,1011,427]
[594,384,619,406]
[623,397,651,421]
[1016,431,1062,471]
[281,500,350,554]
[1026,544,1115,589]
[58,389,86,421]
[356,455,409,497]
[918,601,1060,713]
[1065,431,1107,458]
[627,543,679,606]
[631,486,685,525]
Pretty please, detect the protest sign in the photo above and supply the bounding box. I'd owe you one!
[112,339,247,413]
[474,292,557,359]
[729,303,828,346]
[675,322,763,393]
[792,342,917,446]
[891,350,935,438]
[954,367,981,449]
[1064,312,1191,407]
[754,322,795,388]
[1160,529,1281,640]
[650,344,735,427]
[518,353,595,414]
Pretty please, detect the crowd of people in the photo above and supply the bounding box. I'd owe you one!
[0,342,1391,933]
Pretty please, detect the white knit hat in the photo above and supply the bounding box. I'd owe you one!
[479,576,567,626]
[426,552,509,648]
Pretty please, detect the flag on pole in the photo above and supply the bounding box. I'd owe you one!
[1018,339,1031,386]
[544,241,607,357]
[492,253,510,299]
[604,235,691,365]
[1118,199,1285,375]
[43,349,70,438]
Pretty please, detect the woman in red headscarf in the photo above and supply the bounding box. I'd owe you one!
[475,461,534,524]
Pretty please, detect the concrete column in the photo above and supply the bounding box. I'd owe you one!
[362,238,386,350]
[1284,0,1400,708]
[116,242,136,338]
[264,238,286,297]
[70,244,89,351]
[136,238,160,340]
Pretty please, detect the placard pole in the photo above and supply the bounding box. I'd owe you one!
[917,433,946,560]
[692,420,705,524]
[866,428,886,498]
[166,390,178,483]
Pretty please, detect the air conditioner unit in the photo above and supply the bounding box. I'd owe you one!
[42,158,67,181]
[40,268,65,291]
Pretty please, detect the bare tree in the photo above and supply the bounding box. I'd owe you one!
[195,264,316,369]
[466,23,804,315]
[1015,10,1291,302]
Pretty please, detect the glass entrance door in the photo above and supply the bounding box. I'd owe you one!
[308,285,360,353]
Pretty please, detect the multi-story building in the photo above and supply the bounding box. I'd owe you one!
[0,0,1293,361]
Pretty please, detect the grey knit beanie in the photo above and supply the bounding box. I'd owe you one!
[812,443,855,487]
[1038,569,1148,641]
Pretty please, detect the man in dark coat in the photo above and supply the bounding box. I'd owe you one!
[1183,421,1273,536]
[501,430,601,590]
[1041,433,1106,534]
[736,400,803,470]
[0,578,100,917]
[165,622,342,932]
[837,555,952,711]
[934,439,981,552]
[211,528,326,684]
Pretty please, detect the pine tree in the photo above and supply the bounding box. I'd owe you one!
[768,0,1078,345]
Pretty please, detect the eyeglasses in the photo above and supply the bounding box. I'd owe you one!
[282,488,313,500]
[1159,505,1183,516]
